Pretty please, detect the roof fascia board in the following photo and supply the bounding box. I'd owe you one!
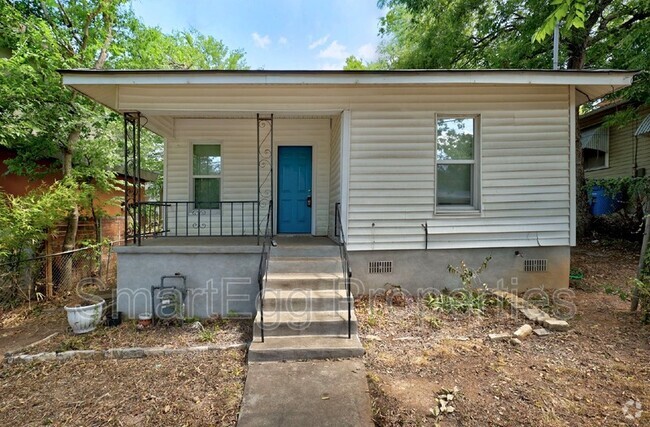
[61,70,636,88]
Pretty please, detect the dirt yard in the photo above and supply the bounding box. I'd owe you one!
[0,304,251,426]
[358,239,650,426]
[0,349,246,426]
[0,239,647,426]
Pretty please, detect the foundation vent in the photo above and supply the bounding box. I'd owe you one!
[368,261,393,274]
[524,259,548,272]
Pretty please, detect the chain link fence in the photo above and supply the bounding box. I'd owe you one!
[0,243,118,308]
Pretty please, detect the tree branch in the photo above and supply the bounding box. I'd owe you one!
[588,11,650,47]
[54,0,83,51]
[93,12,113,69]
[79,4,103,55]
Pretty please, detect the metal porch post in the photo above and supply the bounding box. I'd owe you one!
[124,112,142,246]
[257,114,274,244]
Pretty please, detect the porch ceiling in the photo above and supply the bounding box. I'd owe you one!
[144,111,342,138]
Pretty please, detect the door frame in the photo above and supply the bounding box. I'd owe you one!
[273,143,317,235]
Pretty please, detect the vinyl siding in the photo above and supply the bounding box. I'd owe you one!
[347,88,570,251]
[328,114,342,239]
[126,84,572,250]
[165,118,330,236]
[585,105,650,179]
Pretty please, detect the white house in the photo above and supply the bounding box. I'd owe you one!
[62,69,634,360]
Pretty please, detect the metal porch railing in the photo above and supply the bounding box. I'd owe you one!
[126,200,260,245]
[257,201,274,343]
[335,202,353,339]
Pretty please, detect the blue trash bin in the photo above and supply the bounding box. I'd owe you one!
[590,186,622,216]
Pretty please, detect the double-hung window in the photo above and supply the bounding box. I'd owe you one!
[192,144,221,209]
[435,115,480,211]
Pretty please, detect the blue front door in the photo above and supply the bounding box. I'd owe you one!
[278,146,312,233]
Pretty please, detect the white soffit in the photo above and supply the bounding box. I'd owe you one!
[60,69,637,112]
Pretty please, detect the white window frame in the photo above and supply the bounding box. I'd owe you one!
[434,114,481,214]
[190,142,222,210]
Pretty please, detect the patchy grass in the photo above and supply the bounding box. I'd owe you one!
[359,240,650,426]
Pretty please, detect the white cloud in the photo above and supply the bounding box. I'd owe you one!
[321,62,345,70]
[251,32,271,49]
[357,43,377,62]
[318,41,349,60]
[278,36,288,45]
[308,34,330,50]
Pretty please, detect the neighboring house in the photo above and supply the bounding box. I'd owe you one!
[580,102,650,179]
[0,146,157,248]
[61,69,634,360]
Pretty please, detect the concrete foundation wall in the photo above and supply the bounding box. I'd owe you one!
[349,246,570,295]
[115,244,569,318]
[115,246,259,319]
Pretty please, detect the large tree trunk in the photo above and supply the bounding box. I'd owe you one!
[60,130,80,291]
[574,122,591,238]
[564,0,614,238]
[566,36,591,239]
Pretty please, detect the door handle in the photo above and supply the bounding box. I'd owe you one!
[306,196,312,208]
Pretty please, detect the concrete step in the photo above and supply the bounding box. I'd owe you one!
[254,310,357,337]
[248,335,364,362]
[268,257,343,274]
[262,289,350,312]
[272,246,340,258]
[265,272,344,290]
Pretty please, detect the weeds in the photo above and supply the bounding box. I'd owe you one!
[57,336,87,352]
[425,291,491,315]
[197,323,221,343]
[603,283,630,301]
[425,257,493,315]
[424,315,442,330]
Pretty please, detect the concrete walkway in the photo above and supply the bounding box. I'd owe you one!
[237,359,374,427]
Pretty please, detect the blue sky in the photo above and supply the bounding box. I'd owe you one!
[130,0,386,70]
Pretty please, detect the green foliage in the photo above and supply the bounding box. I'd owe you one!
[56,335,87,352]
[586,177,650,201]
[110,24,248,70]
[447,256,492,289]
[377,0,649,103]
[197,324,220,343]
[425,256,493,315]
[425,290,491,315]
[603,283,630,301]
[0,0,247,235]
[0,181,81,262]
[424,314,442,329]
[533,0,587,43]
[343,55,387,70]
[378,0,554,69]
[0,182,81,306]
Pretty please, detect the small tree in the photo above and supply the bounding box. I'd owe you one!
[0,181,80,306]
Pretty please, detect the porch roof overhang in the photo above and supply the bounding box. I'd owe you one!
[59,69,638,136]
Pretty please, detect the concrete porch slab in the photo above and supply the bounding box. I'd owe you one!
[237,359,373,427]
